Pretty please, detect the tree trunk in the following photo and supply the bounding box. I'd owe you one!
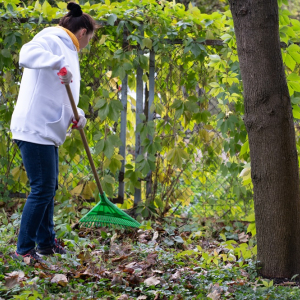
[229,0,300,278]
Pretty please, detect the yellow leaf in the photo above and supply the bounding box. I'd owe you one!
[42,1,50,16]
[11,167,20,180]
[158,173,164,182]
[99,35,107,45]
[113,154,124,161]
[82,181,96,199]
[199,129,210,143]
[20,169,28,184]
[73,155,81,165]
[196,245,202,251]
[106,71,112,78]
[103,158,111,169]
[57,2,67,9]
[199,174,206,184]
[70,184,84,196]
[59,165,69,174]
[34,0,42,11]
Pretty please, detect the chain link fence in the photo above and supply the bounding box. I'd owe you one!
[0,24,253,220]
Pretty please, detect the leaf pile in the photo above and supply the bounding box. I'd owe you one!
[1,220,300,299]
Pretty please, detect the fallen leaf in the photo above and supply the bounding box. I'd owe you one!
[111,233,118,243]
[118,295,129,300]
[137,296,147,300]
[112,255,128,262]
[146,253,158,265]
[51,274,68,287]
[238,232,249,243]
[240,269,249,278]
[139,234,151,243]
[152,231,159,242]
[144,276,160,286]
[109,243,125,256]
[152,269,164,274]
[91,250,103,256]
[125,262,138,268]
[127,274,141,285]
[39,271,51,279]
[5,270,25,289]
[173,295,183,300]
[170,270,181,281]
[123,268,135,274]
[111,274,123,286]
[207,290,221,300]
[207,283,223,300]
[5,271,25,278]
[184,281,194,289]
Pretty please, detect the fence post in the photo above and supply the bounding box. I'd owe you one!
[115,27,128,204]
[134,26,144,206]
[146,50,155,199]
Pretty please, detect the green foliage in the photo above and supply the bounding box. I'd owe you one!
[1,217,300,299]
[0,0,299,225]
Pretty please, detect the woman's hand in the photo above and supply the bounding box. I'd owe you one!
[57,66,73,84]
[72,115,87,130]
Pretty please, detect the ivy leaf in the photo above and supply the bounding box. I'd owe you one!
[93,132,102,141]
[95,139,105,155]
[103,174,115,184]
[191,43,202,58]
[140,160,150,175]
[166,148,189,168]
[292,105,300,119]
[125,21,133,33]
[170,99,183,109]
[101,180,113,197]
[109,157,122,174]
[98,103,109,120]
[107,14,117,26]
[136,154,144,163]
[185,101,199,113]
[79,94,89,111]
[95,99,107,109]
[173,236,184,243]
[107,134,122,147]
[289,81,300,92]
[142,38,152,50]
[1,49,10,58]
[4,34,16,48]
[284,53,296,71]
[108,100,123,121]
[116,20,125,35]
[139,55,148,69]
[104,140,115,159]
[240,140,249,156]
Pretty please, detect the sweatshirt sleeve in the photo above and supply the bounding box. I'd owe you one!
[77,107,85,117]
[19,36,68,70]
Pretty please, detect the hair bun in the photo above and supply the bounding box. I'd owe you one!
[67,2,82,17]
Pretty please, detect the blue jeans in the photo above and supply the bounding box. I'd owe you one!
[15,140,58,255]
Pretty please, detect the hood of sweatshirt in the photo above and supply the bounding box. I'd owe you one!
[33,27,76,51]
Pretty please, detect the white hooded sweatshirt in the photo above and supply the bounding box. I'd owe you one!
[10,27,84,147]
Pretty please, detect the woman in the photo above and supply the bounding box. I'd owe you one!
[10,2,96,263]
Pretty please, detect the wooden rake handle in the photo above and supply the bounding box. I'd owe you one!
[65,84,104,195]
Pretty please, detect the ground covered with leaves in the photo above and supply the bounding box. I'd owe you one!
[1,211,300,300]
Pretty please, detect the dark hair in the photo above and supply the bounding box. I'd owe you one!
[59,2,96,34]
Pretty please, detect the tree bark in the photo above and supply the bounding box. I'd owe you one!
[229,0,300,278]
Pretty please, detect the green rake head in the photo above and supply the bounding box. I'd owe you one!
[79,192,141,228]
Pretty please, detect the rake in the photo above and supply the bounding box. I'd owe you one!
[65,84,141,229]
